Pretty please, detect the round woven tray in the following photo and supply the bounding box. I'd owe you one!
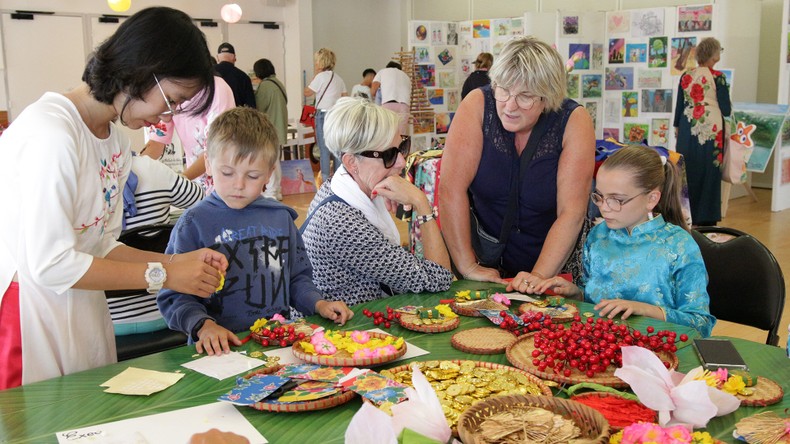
[251,389,356,412]
[451,327,517,354]
[517,301,579,323]
[457,394,610,444]
[570,392,657,430]
[292,331,406,368]
[450,299,508,317]
[399,313,460,333]
[736,376,784,407]
[506,334,678,388]
[242,365,283,379]
[249,322,315,346]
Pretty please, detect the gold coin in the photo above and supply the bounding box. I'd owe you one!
[514,373,529,385]
[456,395,475,405]
[424,360,440,368]
[440,361,460,371]
[446,384,462,397]
[459,361,476,374]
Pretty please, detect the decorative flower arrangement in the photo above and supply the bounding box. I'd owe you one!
[689,367,750,396]
[300,329,405,358]
[609,423,715,444]
[491,293,511,306]
[249,314,308,347]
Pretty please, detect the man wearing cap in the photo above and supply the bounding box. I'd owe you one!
[215,42,256,108]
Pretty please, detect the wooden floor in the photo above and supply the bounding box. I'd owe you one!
[284,186,790,349]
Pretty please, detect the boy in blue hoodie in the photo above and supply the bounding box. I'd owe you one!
[158,107,353,355]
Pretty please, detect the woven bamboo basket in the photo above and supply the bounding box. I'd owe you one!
[251,389,356,412]
[735,376,784,407]
[292,331,406,368]
[451,327,517,354]
[457,394,610,444]
[517,301,579,323]
[450,299,509,317]
[399,313,460,333]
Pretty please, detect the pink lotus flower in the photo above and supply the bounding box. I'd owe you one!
[315,340,337,355]
[376,345,397,357]
[351,331,370,344]
[352,349,374,359]
[271,313,287,322]
[491,293,511,306]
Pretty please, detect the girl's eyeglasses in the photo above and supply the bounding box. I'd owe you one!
[590,191,647,212]
[358,136,411,168]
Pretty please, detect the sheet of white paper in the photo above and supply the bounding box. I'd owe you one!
[181,352,265,380]
[55,402,266,444]
[501,292,540,303]
[262,346,302,365]
[367,328,430,362]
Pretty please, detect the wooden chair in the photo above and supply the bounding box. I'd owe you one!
[107,224,187,360]
[690,226,786,346]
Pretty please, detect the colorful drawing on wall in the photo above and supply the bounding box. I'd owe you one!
[417,65,436,87]
[473,20,490,38]
[435,46,456,67]
[430,23,445,45]
[604,97,621,123]
[492,19,510,37]
[447,23,459,45]
[650,118,670,147]
[731,102,790,172]
[438,70,457,88]
[609,38,625,64]
[719,69,734,89]
[582,74,602,98]
[569,44,590,70]
[622,92,639,117]
[624,123,650,142]
[607,11,630,34]
[626,43,647,63]
[446,89,460,112]
[435,112,455,134]
[562,15,579,35]
[591,44,604,69]
[414,46,431,64]
[493,40,506,56]
[412,22,428,43]
[413,116,434,134]
[678,4,713,33]
[670,37,697,76]
[511,18,524,36]
[605,67,634,90]
[427,88,444,106]
[603,127,620,141]
[460,35,474,55]
[631,8,664,38]
[281,159,317,196]
[637,69,662,89]
[584,102,598,129]
[475,39,491,54]
[648,37,668,68]
[641,89,672,113]
[567,74,580,99]
[460,58,473,77]
[459,22,472,34]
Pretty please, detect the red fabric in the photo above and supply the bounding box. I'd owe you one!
[0,283,22,390]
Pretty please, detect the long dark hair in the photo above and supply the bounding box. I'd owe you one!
[83,7,215,118]
[601,145,688,231]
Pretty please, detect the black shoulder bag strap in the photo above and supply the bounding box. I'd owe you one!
[265,78,288,104]
[299,193,347,235]
[315,72,334,109]
[495,114,551,245]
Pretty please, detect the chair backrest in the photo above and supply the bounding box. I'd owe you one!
[691,226,786,346]
[106,224,174,298]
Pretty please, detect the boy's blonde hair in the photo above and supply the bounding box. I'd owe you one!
[206,107,279,168]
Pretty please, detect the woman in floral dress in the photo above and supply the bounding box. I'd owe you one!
[673,37,731,226]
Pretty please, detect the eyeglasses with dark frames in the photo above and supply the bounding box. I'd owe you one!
[590,190,648,212]
[358,136,411,169]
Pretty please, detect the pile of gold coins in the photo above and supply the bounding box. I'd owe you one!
[380,360,547,427]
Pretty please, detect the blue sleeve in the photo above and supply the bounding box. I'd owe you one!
[287,223,323,316]
[156,213,213,340]
[665,234,716,337]
[715,74,732,117]
[674,75,685,128]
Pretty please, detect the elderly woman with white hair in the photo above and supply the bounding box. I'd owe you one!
[301,97,452,306]
[440,36,595,294]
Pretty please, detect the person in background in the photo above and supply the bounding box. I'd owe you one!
[351,68,376,102]
[157,107,352,355]
[370,62,411,136]
[301,98,453,306]
[0,6,227,389]
[461,52,493,100]
[215,43,256,108]
[440,36,594,288]
[673,37,731,226]
[532,145,715,337]
[305,48,347,181]
[142,75,235,192]
[253,58,287,201]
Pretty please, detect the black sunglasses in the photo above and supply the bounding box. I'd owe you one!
[358,136,411,168]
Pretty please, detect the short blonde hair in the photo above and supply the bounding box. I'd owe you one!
[474,52,493,70]
[488,36,566,113]
[324,97,400,158]
[206,107,279,168]
[695,37,721,65]
[314,48,336,71]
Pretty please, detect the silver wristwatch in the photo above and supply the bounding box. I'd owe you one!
[144,262,167,294]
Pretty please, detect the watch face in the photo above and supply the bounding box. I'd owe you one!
[148,267,165,282]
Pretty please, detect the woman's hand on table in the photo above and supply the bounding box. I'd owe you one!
[506,271,551,294]
[594,299,659,320]
[533,275,583,299]
[195,320,242,355]
[189,429,250,444]
[316,300,354,326]
[461,263,507,284]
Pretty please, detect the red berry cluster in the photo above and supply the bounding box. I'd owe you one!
[498,310,550,336]
[362,306,401,329]
[256,324,306,347]
[530,315,689,378]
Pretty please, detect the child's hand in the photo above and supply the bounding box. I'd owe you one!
[195,319,242,355]
[594,299,658,320]
[316,300,354,326]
